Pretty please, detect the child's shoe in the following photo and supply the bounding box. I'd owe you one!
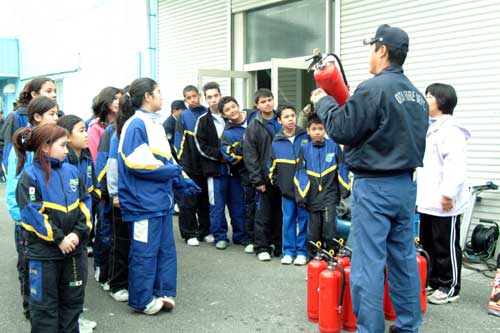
[293,255,307,266]
[427,289,459,304]
[257,252,271,261]
[244,243,254,253]
[281,255,293,265]
[159,296,176,312]
[143,297,164,315]
[187,237,200,246]
[110,289,129,302]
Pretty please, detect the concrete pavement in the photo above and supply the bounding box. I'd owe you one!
[0,183,498,332]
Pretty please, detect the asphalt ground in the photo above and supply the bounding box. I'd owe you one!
[0,183,498,332]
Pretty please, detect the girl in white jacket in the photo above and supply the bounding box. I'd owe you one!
[417,83,470,305]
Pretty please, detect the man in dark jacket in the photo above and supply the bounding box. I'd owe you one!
[243,88,282,262]
[311,24,428,333]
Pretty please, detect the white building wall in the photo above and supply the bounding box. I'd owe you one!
[5,0,150,120]
[158,0,231,108]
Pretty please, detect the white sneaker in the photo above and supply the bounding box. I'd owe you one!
[281,255,293,265]
[94,267,100,282]
[143,297,164,315]
[293,255,307,266]
[78,317,97,331]
[203,234,215,243]
[426,286,435,296]
[257,252,271,261]
[159,296,176,312]
[174,204,179,214]
[101,282,110,291]
[427,289,459,305]
[187,237,200,246]
[244,243,254,253]
[110,289,129,302]
[215,240,228,250]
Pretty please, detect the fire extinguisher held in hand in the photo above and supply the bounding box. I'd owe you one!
[307,48,350,106]
[307,242,329,322]
[319,260,346,333]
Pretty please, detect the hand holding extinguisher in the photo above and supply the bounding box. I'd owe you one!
[307,48,350,106]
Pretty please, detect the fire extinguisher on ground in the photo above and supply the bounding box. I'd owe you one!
[307,242,329,322]
[319,259,346,333]
[332,238,357,332]
[307,48,350,106]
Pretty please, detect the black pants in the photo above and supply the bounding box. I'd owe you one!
[108,205,130,293]
[307,205,337,258]
[254,185,282,255]
[419,213,462,296]
[28,252,87,333]
[15,225,30,318]
[178,174,210,240]
[243,185,256,244]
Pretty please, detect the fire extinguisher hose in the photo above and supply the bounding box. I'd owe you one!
[326,53,349,88]
[334,262,346,313]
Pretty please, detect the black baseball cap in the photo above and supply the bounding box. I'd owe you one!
[171,100,186,111]
[363,24,409,51]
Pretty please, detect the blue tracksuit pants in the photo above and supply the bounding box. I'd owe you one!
[128,214,177,310]
[281,196,308,257]
[207,175,246,244]
[350,174,422,333]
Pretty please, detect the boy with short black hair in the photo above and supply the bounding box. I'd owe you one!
[269,104,310,265]
[174,85,211,246]
[294,113,350,258]
[219,96,257,253]
[194,83,246,250]
[243,88,283,262]
[163,100,186,161]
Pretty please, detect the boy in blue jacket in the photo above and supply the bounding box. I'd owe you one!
[294,114,350,258]
[269,104,310,265]
[219,96,257,253]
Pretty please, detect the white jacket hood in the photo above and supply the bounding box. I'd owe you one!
[417,115,471,216]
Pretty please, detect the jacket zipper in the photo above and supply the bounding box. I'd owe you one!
[55,169,69,212]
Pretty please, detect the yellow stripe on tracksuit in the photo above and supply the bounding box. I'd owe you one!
[176,130,194,160]
[226,142,242,164]
[268,158,297,182]
[306,164,337,178]
[20,206,54,242]
[294,176,310,198]
[97,165,107,182]
[79,201,92,231]
[119,151,160,170]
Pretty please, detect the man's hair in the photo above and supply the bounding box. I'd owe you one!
[425,83,457,115]
[218,96,239,114]
[183,85,199,97]
[254,88,273,105]
[307,113,324,129]
[374,41,407,67]
[202,82,221,95]
[277,104,296,118]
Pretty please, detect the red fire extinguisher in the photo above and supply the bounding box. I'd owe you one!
[416,247,430,315]
[319,260,346,333]
[307,48,350,106]
[307,242,329,322]
[332,238,357,331]
[384,249,430,321]
[383,270,397,321]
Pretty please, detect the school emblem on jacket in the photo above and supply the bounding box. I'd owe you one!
[325,153,335,163]
[301,138,309,146]
[70,179,79,192]
[29,187,36,202]
[87,165,92,179]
